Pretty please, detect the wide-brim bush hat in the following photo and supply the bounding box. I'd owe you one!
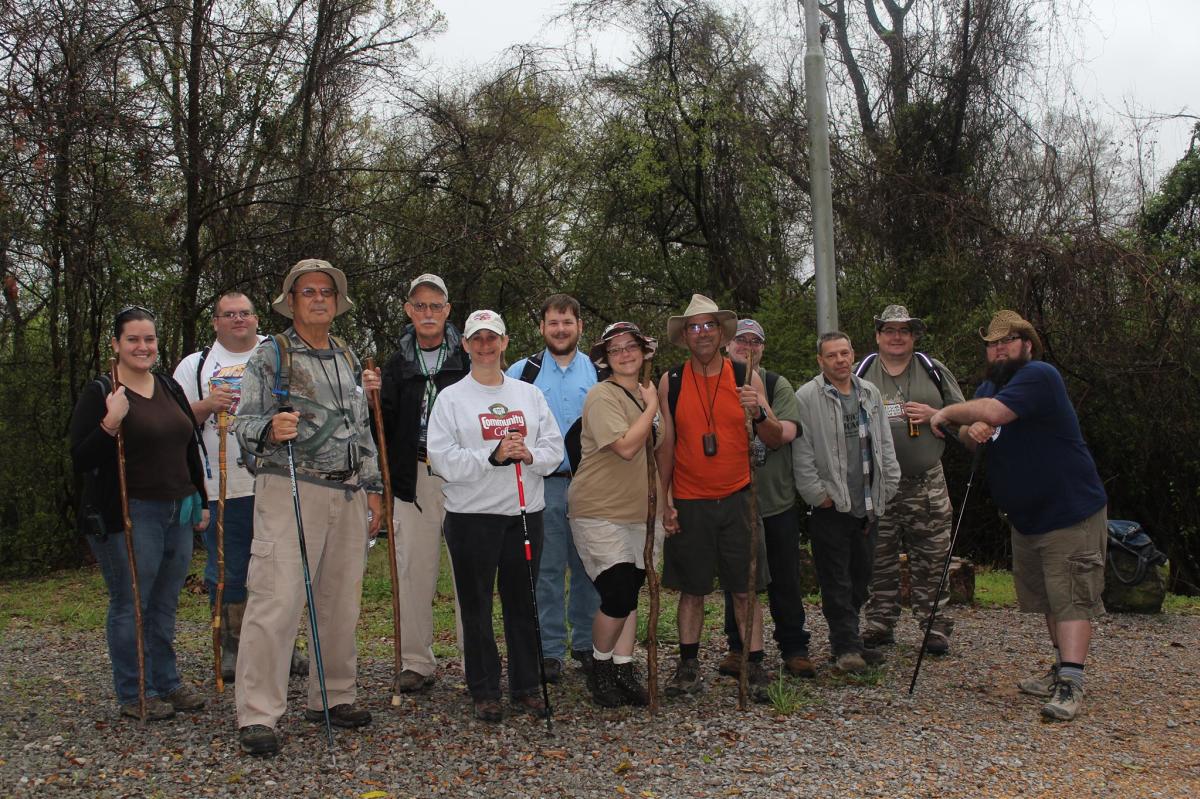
[980,310,1043,358]
[589,321,658,370]
[272,259,353,319]
[666,294,737,347]
[873,304,926,336]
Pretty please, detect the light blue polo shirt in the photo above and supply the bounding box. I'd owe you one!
[507,348,597,473]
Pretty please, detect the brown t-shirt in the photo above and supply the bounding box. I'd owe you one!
[123,380,197,501]
[568,381,661,523]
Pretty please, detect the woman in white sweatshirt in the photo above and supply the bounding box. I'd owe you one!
[426,309,564,723]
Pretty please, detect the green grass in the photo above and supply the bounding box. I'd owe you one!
[974,567,1018,608]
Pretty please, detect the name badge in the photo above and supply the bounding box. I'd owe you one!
[885,402,904,420]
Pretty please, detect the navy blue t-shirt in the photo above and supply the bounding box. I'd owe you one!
[975,361,1106,535]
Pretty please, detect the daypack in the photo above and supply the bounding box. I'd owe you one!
[1102,519,1170,613]
[854,351,947,403]
[516,351,598,473]
[665,358,753,423]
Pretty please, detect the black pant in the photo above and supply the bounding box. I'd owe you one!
[807,507,877,656]
[723,506,811,657]
[443,511,544,701]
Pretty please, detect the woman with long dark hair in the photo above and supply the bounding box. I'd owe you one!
[69,306,209,720]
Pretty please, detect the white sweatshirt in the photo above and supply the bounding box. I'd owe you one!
[426,373,564,515]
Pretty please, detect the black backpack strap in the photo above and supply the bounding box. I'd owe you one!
[764,369,780,404]
[853,353,877,380]
[194,345,212,401]
[667,364,684,419]
[914,351,946,402]
[518,351,545,384]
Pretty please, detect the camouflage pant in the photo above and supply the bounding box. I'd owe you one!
[863,461,954,637]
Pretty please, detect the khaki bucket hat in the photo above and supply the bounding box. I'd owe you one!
[271,259,354,319]
[666,294,737,347]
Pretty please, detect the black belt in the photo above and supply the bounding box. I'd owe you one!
[258,464,361,490]
[547,471,572,479]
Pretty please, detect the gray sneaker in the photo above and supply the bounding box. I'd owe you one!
[665,657,703,697]
[1018,666,1058,698]
[1040,679,1083,721]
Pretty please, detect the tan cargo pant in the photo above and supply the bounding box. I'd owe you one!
[393,463,464,676]
[235,471,367,729]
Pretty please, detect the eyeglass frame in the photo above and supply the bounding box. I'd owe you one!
[985,334,1024,349]
[213,310,257,320]
[605,342,644,357]
[292,286,338,299]
[731,335,764,347]
[407,301,447,314]
[686,320,720,334]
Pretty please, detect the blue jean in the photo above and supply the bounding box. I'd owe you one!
[88,498,194,705]
[537,477,599,660]
[203,496,254,605]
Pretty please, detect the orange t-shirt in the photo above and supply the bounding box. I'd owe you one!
[672,359,750,500]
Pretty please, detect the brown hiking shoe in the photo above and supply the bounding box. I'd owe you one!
[164,684,206,711]
[666,657,703,697]
[717,650,742,677]
[305,703,371,728]
[238,724,279,756]
[834,652,867,674]
[395,669,435,693]
[783,654,816,678]
[512,694,549,718]
[120,697,174,721]
[746,661,773,704]
[473,698,502,722]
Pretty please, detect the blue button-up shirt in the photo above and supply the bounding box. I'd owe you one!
[507,348,597,473]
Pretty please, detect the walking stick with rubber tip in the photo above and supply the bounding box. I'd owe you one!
[212,410,228,693]
[278,405,336,759]
[640,361,661,714]
[737,350,763,711]
[365,357,404,707]
[909,436,984,695]
[110,358,147,722]
[513,459,553,734]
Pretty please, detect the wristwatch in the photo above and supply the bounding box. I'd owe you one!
[754,406,767,425]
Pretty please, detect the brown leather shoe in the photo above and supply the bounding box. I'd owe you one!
[717,650,742,677]
[783,654,816,679]
[473,699,502,722]
[512,694,549,718]
[396,669,435,693]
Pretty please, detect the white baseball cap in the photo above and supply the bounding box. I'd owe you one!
[463,309,506,338]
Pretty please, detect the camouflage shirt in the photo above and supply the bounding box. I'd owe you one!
[232,327,382,493]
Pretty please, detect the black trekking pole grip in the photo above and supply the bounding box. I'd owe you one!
[909,442,984,695]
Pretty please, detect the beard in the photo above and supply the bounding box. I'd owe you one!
[986,353,1031,388]
[545,334,579,356]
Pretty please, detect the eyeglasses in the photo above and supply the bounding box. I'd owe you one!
[408,301,446,314]
[215,310,256,320]
[880,326,912,336]
[686,320,720,334]
[732,335,764,347]
[986,334,1023,349]
[606,342,643,357]
[293,287,337,299]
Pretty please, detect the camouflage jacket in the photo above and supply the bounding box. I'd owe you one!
[232,327,382,493]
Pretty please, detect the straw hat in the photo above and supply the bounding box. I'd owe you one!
[666,294,737,347]
[271,259,353,319]
[979,310,1043,358]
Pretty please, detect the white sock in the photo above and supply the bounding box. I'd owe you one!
[612,653,633,665]
[592,647,613,662]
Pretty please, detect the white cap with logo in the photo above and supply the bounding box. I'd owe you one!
[463,309,506,338]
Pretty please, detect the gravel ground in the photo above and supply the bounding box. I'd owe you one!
[2,605,1198,798]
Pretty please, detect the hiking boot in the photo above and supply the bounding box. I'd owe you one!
[746,661,773,704]
[860,647,886,666]
[473,698,502,722]
[513,694,549,718]
[571,648,595,674]
[717,650,742,677]
[120,697,175,721]
[613,662,649,706]
[1040,679,1083,721]
[220,601,245,683]
[304,703,371,728]
[861,629,895,648]
[396,669,435,693]
[164,684,206,711]
[924,631,950,656]
[543,658,564,684]
[238,724,279,756]
[289,643,309,677]
[783,654,817,679]
[834,652,867,674]
[665,657,703,697]
[1018,666,1059,698]
[587,659,623,708]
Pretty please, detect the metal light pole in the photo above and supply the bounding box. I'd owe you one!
[804,0,838,334]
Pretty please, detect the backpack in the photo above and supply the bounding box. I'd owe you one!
[516,351,598,473]
[1102,520,1170,613]
[665,358,752,423]
[854,351,947,403]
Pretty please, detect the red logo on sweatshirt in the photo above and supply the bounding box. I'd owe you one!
[478,403,527,440]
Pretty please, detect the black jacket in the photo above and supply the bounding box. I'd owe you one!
[69,372,208,536]
[380,323,470,502]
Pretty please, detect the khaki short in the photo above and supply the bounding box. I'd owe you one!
[570,517,663,581]
[1011,508,1108,621]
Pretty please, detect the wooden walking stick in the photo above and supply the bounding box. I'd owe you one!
[110,358,147,721]
[211,410,228,693]
[366,357,404,706]
[737,350,763,711]
[640,361,661,714]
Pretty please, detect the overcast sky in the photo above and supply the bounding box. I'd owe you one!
[417,0,1198,180]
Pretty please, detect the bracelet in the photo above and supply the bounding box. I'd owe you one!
[99,419,119,435]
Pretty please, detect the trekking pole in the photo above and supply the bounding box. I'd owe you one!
[212,410,228,694]
[909,439,984,694]
[513,459,553,734]
[110,358,147,722]
[737,350,762,711]
[365,357,404,707]
[279,405,336,761]
[638,361,661,713]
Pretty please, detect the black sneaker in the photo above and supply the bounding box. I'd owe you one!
[613,662,649,706]
[861,647,886,666]
[239,725,279,756]
[746,661,773,704]
[304,703,371,728]
[571,648,595,674]
[588,659,623,708]
[862,629,895,648]
[923,631,950,656]
[665,657,703,697]
[542,658,564,684]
